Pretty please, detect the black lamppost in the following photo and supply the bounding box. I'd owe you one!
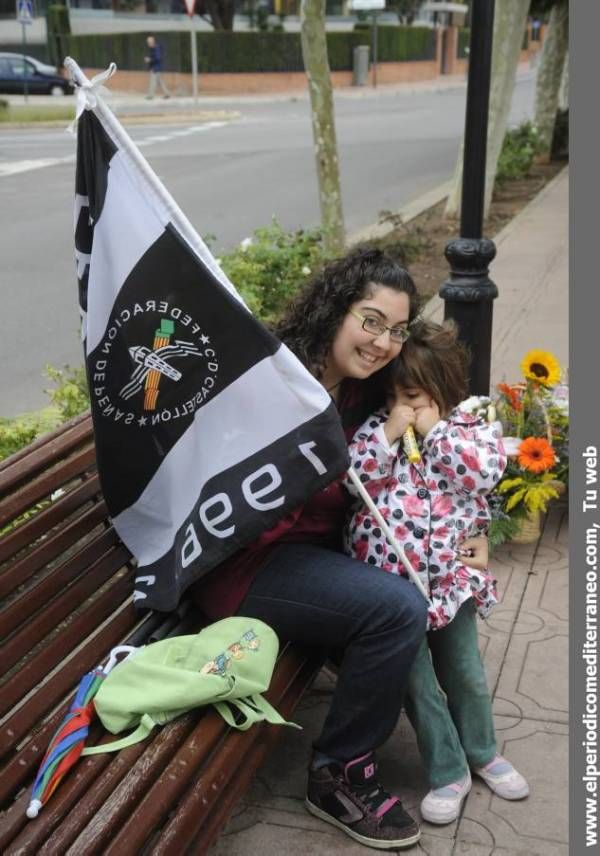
[439,0,497,395]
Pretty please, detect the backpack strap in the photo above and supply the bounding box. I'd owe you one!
[212,694,300,731]
[81,712,157,755]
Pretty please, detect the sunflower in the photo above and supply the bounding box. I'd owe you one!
[520,350,561,387]
[497,382,522,411]
[517,437,556,473]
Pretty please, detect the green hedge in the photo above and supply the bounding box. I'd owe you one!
[58,25,436,74]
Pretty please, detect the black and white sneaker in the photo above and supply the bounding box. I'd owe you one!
[306,752,421,850]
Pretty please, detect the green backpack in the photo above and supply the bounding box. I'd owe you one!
[82,617,299,755]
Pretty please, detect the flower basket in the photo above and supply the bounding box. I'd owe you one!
[510,510,541,544]
[489,350,568,550]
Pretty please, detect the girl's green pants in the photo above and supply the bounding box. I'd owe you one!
[404,600,497,789]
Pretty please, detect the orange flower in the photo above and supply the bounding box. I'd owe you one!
[517,437,555,474]
[497,382,522,412]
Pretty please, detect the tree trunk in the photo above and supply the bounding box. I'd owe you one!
[534,0,569,156]
[300,0,345,256]
[445,0,530,221]
[204,0,235,30]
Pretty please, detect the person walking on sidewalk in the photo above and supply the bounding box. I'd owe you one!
[194,248,450,850]
[145,35,171,99]
[344,319,530,826]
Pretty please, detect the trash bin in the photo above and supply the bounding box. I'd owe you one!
[352,45,370,87]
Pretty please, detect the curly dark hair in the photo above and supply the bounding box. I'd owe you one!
[391,319,469,415]
[274,247,419,378]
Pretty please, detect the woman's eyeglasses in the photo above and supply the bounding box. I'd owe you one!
[349,309,411,344]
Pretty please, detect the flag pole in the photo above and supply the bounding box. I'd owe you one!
[346,467,429,601]
[63,57,234,301]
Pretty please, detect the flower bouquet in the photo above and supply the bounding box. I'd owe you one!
[490,350,568,547]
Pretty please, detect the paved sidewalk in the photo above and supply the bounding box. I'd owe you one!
[211,169,570,855]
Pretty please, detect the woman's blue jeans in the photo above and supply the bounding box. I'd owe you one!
[238,543,428,762]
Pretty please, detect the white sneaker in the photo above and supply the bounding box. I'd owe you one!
[473,755,529,800]
[420,772,471,824]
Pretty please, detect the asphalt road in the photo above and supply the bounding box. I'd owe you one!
[0,75,535,416]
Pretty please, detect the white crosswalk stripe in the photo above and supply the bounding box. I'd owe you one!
[0,121,229,177]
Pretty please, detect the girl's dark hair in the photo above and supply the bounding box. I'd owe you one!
[275,246,419,378]
[391,320,469,414]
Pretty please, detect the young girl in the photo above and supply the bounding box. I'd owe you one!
[345,319,529,825]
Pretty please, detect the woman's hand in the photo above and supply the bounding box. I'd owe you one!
[414,400,441,437]
[384,404,416,445]
[456,536,489,571]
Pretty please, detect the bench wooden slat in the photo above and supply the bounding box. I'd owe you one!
[0,415,323,853]
[149,649,318,856]
[109,646,309,856]
[0,500,111,603]
[190,656,321,853]
[0,567,134,744]
[101,712,239,856]
[0,445,97,527]
[1,544,131,689]
[0,721,110,855]
[59,715,208,856]
[0,475,101,566]
[0,610,158,803]
[0,413,91,486]
[0,528,122,640]
[33,719,197,856]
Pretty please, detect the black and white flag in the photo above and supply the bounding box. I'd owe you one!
[74,108,349,612]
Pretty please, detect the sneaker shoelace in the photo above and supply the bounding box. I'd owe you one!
[354,781,400,818]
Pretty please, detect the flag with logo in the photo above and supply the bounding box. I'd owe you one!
[74,107,349,612]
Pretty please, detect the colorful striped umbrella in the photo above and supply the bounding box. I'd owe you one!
[26,645,136,819]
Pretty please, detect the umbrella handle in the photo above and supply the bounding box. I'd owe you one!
[26,799,43,819]
[102,645,138,675]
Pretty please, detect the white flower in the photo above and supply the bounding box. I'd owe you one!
[301,266,311,275]
[51,488,66,502]
[240,237,253,252]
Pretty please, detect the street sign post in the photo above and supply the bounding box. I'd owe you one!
[184,0,198,104]
[16,0,33,103]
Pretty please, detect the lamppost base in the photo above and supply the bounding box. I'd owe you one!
[439,237,498,395]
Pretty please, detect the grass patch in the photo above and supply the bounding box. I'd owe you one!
[0,102,75,123]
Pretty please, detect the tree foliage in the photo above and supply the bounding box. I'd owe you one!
[388,0,421,25]
[195,0,235,30]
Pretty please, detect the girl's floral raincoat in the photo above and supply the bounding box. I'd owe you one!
[344,402,507,630]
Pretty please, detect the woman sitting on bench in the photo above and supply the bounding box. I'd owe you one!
[194,247,488,851]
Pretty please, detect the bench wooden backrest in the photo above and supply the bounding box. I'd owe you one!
[0,414,320,853]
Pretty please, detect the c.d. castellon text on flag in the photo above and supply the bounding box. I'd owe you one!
[74,109,349,612]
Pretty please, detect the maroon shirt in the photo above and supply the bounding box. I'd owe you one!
[192,378,383,620]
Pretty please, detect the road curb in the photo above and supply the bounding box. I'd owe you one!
[0,109,240,130]
[347,179,453,248]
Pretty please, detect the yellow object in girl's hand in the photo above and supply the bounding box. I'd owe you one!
[403,426,421,464]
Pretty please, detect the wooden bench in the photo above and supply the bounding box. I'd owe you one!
[0,412,322,854]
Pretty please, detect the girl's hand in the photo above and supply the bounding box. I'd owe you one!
[414,400,440,437]
[384,404,416,445]
[456,536,489,571]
